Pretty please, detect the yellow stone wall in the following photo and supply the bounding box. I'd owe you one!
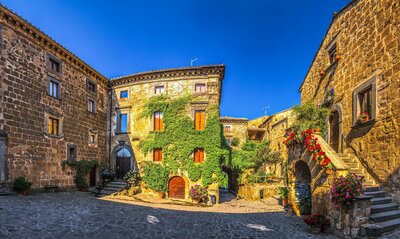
[220,118,248,148]
[300,0,400,193]
[110,66,224,202]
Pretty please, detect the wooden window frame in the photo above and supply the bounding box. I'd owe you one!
[223,125,232,133]
[48,117,59,136]
[88,98,96,114]
[86,78,97,95]
[153,148,162,162]
[154,112,164,131]
[194,148,205,163]
[46,53,62,75]
[48,77,61,99]
[194,110,205,130]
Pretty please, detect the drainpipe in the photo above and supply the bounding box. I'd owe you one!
[108,83,113,168]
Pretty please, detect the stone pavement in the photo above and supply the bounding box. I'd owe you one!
[0,191,340,239]
[15,191,400,239]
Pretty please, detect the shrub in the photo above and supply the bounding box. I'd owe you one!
[300,197,312,215]
[278,187,288,199]
[124,170,140,186]
[142,162,169,192]
[62,160,99,190]
[292,101,330,137]
[13,177,32,191]
[99,167,115,180]
[189,184,208,203]
[231,138,240,147]
[330,174,364,209]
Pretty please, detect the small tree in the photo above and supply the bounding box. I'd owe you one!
[254,141,283,175]
[292,101,330,137]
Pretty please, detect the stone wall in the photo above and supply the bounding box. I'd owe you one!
[300,0,400,195]
[0,7,109,188]
[220,117,248,148]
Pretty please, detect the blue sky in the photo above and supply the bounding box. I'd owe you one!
[1,0,350,119]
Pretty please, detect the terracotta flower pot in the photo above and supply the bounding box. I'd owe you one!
[313,128,320,133]
[319,69,325,76]
[335,53,341,61]
[325,169,333,174]
[282,198,288,206]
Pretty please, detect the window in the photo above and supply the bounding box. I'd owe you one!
[352,76,377,125]
[86,79,97,94]
[226,138,232,146]
[154,86,165,95]
[195,83,206,93]
[118,113,128,133]
[89,130,97,145]
[120,90,128,99]
[328,43,337,64]
[48,117,59,135]
[67,144,77,161]
[88,99,96,113]
[194,110,205,130]
[194,148,204,163]
[224,125,231,132]
[154,112,164,131]
[47,54,62,74]
[48,78,60,98]
[153,148,162,162]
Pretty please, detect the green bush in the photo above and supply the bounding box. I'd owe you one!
[231,138,240,147]
[62,160,99,190]
[13,176,32,191]
[279,187,288,199]
[142,162,169,192]
[292,101,330,137]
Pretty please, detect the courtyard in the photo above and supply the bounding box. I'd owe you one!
[0,191,338,239]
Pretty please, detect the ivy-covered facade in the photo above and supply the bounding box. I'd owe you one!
[110,65,226,201]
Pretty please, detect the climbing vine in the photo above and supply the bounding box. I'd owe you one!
[139,95,229,188]
[62,160,99,190]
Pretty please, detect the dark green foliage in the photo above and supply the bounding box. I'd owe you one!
[142,162,169,192]
[292,101,330,137]
[139,95,229,188]
[13,176,32,191]
[62,160,99,190]
[231,138,240,147]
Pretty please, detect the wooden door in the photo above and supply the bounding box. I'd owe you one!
[116,156,131,179]
[168,176,185,199]
[89,165,96,186]
[330,111,340,152]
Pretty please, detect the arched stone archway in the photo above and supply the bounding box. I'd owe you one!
[294,160,312,215]
[111,141,136,179]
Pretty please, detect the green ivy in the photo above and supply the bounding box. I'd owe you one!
[139,95,229,188]
[141,162,169,192]
[62,160,99,190]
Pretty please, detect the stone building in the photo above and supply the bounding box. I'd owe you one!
[0,5,109,189]
[109,66,225,201]
[220,116,248,148]
[295,0,400,236]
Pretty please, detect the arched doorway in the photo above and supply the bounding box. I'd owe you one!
[168,176,185,199]
[294,161,312,215]
[116,148,131,179]
[329,110,340,152]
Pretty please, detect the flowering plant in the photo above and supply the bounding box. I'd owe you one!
[357,112,370,123]
[303,214,330,229]
[302,129,333,170]
[124,170,140,186]
[189,184,208,203]
[99,167,115,180]
[330,174,364,209]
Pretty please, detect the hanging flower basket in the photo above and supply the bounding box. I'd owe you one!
[319,69,325,76]
[335,53,341,61]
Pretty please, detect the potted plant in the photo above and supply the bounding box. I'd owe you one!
[335,52,341,61]
[303,214,330,233]
[319,69,325,76]
[13,176,32,195]
[279,187,288,207]
[124,170,140,187]
[189,184,208,204]
[99,167,115,186]
[357,112,369,123]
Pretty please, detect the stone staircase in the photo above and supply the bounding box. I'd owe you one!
[361,186,400,237]
[338,153,376,187]
[339,153,400,237]
[97,180,127,197]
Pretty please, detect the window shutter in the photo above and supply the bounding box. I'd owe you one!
[47,118,52,134]
[159,112,163,130]
[199,149,204,162]
[194,149,198,163]
[200,112,205,130]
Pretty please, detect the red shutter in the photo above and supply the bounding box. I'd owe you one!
[153,149,162,162]
[194,148,204,163]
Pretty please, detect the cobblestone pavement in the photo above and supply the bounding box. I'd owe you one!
[0,191,340,239]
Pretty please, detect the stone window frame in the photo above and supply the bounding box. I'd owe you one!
[87,97,96,114]
[66,144,78,162]
[46,53,62,76]
[226,137,232,146]
[193,148,205,163]
[352,76,377,126]
[194,82,207,93]
[45,112,63,138]
[47,76,61,99]
[325,34,339,66]
[223,124,232,133]
[86,78,97,95]
[119,90,129,100]
[154,85,165,95]
[116,107,131,134]
[88,129,98,146]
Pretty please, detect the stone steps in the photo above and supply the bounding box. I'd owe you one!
[360,186,400,237]
[97,180,127,197]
